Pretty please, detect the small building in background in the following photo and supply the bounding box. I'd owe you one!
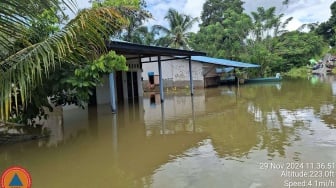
[141,56,204,91]
[142,56,260,90]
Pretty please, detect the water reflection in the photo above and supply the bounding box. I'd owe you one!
[1,79,336,187]
[143,93,204,136]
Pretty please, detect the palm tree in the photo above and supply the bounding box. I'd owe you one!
[250,7,292,41]
[153,8,198,50]
[272,14,292,37]
[298,23,319,32]
[130,26,158,45]
[0,0,129,121]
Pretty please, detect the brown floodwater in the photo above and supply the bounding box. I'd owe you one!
[1,75,336,188]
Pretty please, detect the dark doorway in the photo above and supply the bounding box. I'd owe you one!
[127,71,139,99]
[88,87,97,106]
[148,72,154,85]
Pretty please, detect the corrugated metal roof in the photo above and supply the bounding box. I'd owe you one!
[107,41,206,57]
[191,56,260,68]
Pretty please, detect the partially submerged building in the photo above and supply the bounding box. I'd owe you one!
[94,41,259,113]
[95,41,206,112]
[141,56,260,89]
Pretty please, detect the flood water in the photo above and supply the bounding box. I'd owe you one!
[1,76,336,188]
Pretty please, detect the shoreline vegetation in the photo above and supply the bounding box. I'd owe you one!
[285,66,311,78]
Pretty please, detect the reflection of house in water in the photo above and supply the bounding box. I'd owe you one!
[143,93,206,136]
[332,80,336,96]
[41,92,205,145]
[49,100,208,184]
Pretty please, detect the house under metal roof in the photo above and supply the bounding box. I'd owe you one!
[104,41,207,112]
[191,56,260,68]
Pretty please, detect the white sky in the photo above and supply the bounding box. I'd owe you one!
[76,0,335,32]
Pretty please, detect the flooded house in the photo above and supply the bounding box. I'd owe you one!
[141,56,260,89]
[94,41,260,113]
[94,41,206,112]
[23,41,207,146]
[31,41,262,147]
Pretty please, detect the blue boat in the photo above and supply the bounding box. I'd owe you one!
[220,75,282,85]
[245,77,282,83]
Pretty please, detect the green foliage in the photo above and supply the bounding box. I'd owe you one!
[129,26,157,45]
[29,8,67,41]
[285,66,310,78]
[274,31,327,68]
[6,6,69,59]
[52,51,127,107]
[0,1,129,121]
[191,4,251,59]
[10,51,127,124]
[190,23,224,56]
[191,2,331,78]
[242,30,326,77]
[242,39,284,77]
[200,0,244,27]
[328,46,336,55]
[220,9,252,59]
[332,67,336,74]
[154,8,198,49]
[92,0,152,43]
[92,0,140,8]
[250,7,292,41]
[316,1,336,46]
[0,0,75,51]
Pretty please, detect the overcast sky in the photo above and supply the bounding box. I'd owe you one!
[77,0,335,32]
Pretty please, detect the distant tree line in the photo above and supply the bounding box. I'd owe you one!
[123,0,334,78]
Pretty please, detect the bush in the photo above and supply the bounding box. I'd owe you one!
[285,66,310,78]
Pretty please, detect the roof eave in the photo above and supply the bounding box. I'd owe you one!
[107,41,206,57]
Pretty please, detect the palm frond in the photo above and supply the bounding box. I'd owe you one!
[0,0,77,50]
[152,24,170,35]
[0,7,128,121]
[155,8,197,50]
